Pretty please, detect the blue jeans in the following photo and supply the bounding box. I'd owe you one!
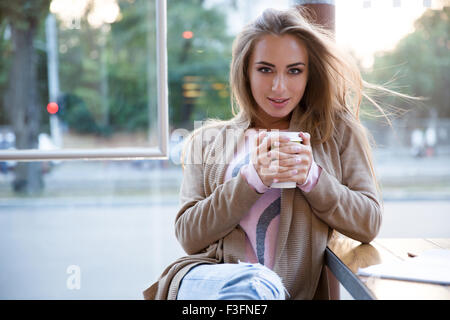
[176,262,287,300]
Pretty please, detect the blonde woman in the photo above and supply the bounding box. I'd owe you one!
[144,7,383,300]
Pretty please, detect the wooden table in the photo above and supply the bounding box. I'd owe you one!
[325,235,450,300]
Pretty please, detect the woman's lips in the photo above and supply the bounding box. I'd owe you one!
[267,97,290,108]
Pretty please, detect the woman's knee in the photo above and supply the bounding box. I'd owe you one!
[218,263,286,300]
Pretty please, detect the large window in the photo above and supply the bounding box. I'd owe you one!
[0,0,448,299]
[0,0,168,161]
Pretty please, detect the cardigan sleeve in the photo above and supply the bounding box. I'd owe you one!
[303,122,382,244]
[175,135,262,255]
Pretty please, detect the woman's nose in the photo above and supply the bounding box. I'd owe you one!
[272,74,286,92]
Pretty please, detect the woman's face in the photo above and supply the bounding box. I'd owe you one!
[248,34,309,126]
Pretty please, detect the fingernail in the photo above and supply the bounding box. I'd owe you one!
[291,169,298,174]
[273,179,278,183]
[296,157,302,163]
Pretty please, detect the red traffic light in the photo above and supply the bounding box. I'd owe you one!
[182,31,194,39]
[47,102,59,114]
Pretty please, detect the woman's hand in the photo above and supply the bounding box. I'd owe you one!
[270,132,313,185]
[252,131,313,187]
[252,131,288,187]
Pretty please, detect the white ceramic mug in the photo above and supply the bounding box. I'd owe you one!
[269,132,303,188]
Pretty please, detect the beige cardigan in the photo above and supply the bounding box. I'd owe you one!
[143,108,382,300]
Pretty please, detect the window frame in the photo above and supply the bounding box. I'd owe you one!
[0,0,169,161]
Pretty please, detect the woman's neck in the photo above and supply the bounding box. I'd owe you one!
[252,113,291,130]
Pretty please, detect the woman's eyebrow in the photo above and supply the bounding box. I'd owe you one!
[255,61,306,68]
[286,62,306,68]
[255,61,276,67]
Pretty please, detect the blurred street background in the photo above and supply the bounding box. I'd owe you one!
[0,0,449,299]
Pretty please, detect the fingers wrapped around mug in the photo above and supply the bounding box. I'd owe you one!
[267,132,313,185]
[252,132,288,186]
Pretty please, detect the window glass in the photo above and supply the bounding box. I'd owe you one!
[334,0,450,238]
[0,0,166,159]
[0,0,448,299]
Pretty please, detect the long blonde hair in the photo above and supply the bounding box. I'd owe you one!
[231,7,387,138]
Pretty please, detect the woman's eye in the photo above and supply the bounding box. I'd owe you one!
[257,67,272,73]
[289,68,303,74]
